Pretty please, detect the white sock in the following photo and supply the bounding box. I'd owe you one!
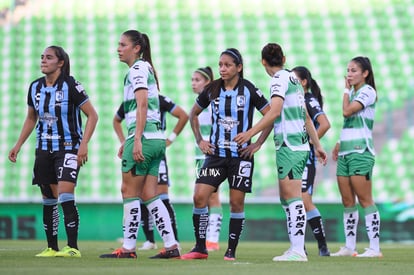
[287,200,306,254]
[364,206,380,252]
[344,207,358,251]
[282,203,291,244]
[207,212,222,243]
[146,198,178,248]
[122,198,141,250]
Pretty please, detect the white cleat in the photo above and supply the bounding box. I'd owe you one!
[272,249,308,262]
[331,246,358,257]
[138,241,157,250]
[355,248,383,258]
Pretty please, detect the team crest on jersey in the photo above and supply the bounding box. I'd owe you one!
[236,95,245,107]
[55,90,64,102]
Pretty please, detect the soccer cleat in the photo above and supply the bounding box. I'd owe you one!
[149,248,181,259]
[223,249,236,261]
[331,246,357,257]
[54,246,81,258]
[206,241,220,251]
[355,248,383,258]
[180,248,208,260]
[35,247,58,257]
[272,249,308,262]
[319,245,330,256]
[138,241,158,250]
[99,248,137,259]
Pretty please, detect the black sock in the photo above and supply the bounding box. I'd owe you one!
[43,204,59,251]
[308,216,327,248]
[227,218,245,255]
[141,203,155,243]
[193,213,208,251]
[61,200,79,249]
[162,198,179,241]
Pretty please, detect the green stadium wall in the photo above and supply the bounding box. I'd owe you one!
[1,203,413,243]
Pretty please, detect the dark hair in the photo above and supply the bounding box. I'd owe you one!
[122,30,160,90]
[293,66,324,108]
[221,48,243,78]
[351,56,377,93]
[261,43,284,67]
[48,45,70,77]
[206,48,243,100]
[195,66,214,82]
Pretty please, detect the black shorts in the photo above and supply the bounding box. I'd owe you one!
[301,163,316,194]
[32,149,80,185]
[195,155,254,193]
[158,157,169,186]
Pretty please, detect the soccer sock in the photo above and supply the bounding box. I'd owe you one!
[140,202,155,243]
[227,212,245,256]
[364,205,381,252]
[280,199,291,244]
[42,199,59,251]
[122,198,141,250]
[160,193,179,242]
[343,206,359,251]
[287,198,306,253]
[60,193,79,250]
[307,208,327,248]
[207,206,223,243]
[146,197,178,248]
[192,207,209,251]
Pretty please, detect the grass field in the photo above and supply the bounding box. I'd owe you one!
[0,240,413,275]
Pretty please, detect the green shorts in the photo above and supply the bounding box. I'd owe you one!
[276,147,309,180]
[122,136,166,177]
[336,150,375,179]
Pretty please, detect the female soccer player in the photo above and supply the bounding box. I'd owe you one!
[100,30,179,259]
[181,48,272,261]
[293,66,331,256]
[8,45,98,258]
[191,66,223,251]
[331,56,382,258]
[234,43,327,261]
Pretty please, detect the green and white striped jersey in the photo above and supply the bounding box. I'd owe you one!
[123,59,164,139]
[339,84,376,156]
[270,69,309,151]
[194,106,211,160]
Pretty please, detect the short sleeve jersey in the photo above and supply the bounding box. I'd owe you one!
[270,69,309,151]
[195,105,212,160]
[196,78,269,158]
[123,59,163,139]
[159,94,176,133]
[27,74,89,151]
[339,84,376,156]
[117,94,176,135]
[305,92,325,164]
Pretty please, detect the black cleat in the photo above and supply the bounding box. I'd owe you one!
[99,248,137,259]
[319,245,330,256]
[149,248,181,259]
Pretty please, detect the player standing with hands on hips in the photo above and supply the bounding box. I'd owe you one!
[8,45,98,258]
[181,48,272,261]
